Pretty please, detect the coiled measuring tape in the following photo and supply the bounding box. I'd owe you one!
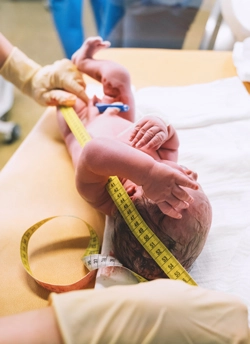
[59,106,197,286]
[20,216,99,292]
[20,215,145,292]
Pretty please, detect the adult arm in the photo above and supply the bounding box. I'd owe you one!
[0,280,249,344]
[0,33,12,68]
[0,33,88,106]
[0,306,63,344]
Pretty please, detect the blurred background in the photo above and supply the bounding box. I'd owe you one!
[0,0,241,169]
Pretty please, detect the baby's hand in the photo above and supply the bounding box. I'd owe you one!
[142,162,198,219]
[130,116,168,150]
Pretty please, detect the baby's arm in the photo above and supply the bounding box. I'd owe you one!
[76,136,198,219]
[130,116,179,162]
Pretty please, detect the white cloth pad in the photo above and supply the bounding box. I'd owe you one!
[233,37,250,82]
[91,77,250,324]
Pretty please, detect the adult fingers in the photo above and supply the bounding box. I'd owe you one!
[62,79,89,104]
[42,90,77,107]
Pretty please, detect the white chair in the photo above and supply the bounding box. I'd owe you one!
[220,0,250,42]
[185,0,234,51]
[198,0,223,50]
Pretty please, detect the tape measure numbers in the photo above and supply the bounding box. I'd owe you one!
[59,106,197,286]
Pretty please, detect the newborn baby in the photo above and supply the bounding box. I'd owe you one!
[58,37,212,280]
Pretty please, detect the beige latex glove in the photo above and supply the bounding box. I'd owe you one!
[50,279,249,344]
[0,47,88,106]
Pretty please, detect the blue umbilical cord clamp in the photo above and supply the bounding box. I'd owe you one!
[95,103,129,113]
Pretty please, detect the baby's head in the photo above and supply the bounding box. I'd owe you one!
[112,183,212,280]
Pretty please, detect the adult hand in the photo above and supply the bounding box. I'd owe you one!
[0,47,88,106]
[30,58,89,106]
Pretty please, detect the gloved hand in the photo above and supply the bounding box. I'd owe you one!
[50,279,249,344]
[0,47,88,106]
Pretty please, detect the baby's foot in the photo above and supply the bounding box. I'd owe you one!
[72,36,110,63]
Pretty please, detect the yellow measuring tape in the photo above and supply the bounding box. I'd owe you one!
[20,216,99,292]
[20,106,197,291]
[59,106,197,286]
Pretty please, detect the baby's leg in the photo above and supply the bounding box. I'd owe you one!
[73,36,135,122]
[72,36,110,68]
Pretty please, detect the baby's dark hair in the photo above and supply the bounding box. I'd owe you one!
[112,195,211,280]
